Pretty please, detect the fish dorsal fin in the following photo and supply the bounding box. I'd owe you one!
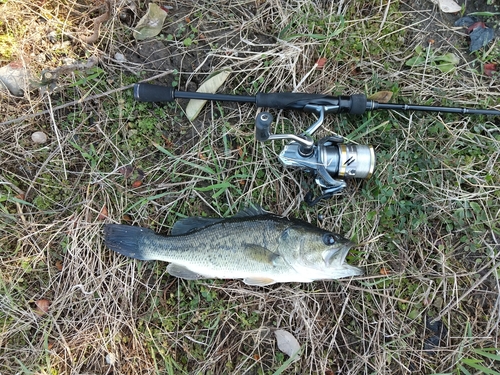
[233,204,269,218]
[171,204,268,235]
[171,217,224,235]
[167,264,205,280]
[243,277,276,286]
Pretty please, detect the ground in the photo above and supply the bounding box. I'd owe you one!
[0,0,499,374]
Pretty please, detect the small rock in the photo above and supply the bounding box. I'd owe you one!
[47,30,58,43]
[114,53,127,62]
[105,352,116,365]
[35,53,46,63]
[0,61,33,97]
[32,131,48,144]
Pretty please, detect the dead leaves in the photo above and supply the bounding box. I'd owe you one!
[429,0,461,13]
[185,70,232,121]
[118,164,145,188]
[274,329,301,362]
[455,16,496,52]
[35,299,50,316]
[368,91,393,103]
[315,57,327,69]
[98,205,109,220]
[133,3,169,40]
[484,63,497,77]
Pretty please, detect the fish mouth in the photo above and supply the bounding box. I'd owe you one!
[327,240,364,276]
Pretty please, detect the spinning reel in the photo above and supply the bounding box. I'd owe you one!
[254,107,375,205]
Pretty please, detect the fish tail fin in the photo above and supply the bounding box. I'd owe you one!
[104,224,155,260]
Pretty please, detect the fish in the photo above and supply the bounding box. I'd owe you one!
[104,205,363,286]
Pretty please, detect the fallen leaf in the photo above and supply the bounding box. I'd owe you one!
[132,180,143,188]
[484,63,497,76]
[98,205,108,220]
[118,165,134,179]
[429,0,461,13]
[133,3,169,40]
[455,16,478,28]
[186,70,232,121]
[467,21,487,33]
[161,132,174,148]
[55,260,63,271]
[455,16,496,52]
[469,25,495,52]
[368,91,393,103]
[35,299,50,315]
[274,329,301,362]
[122,214,132,223]
[315,57,327,69]
[380,267,390,275]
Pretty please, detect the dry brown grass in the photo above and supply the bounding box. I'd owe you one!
[1,0,499,374]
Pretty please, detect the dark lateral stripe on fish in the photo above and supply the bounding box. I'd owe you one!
[104,224,155,260]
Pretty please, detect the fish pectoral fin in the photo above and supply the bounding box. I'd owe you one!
[244,244,281,266]
[167,264,204,280]
[243,277,276,286]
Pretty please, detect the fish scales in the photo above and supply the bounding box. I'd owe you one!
[107,216,293,277]
[104,206,363,285]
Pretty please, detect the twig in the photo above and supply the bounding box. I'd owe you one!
[46,93,68,179]
[379,0,391,33]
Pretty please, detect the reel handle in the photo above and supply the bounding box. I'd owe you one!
[255,112,273,142]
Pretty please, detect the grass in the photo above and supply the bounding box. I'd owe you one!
[1,0,500,374]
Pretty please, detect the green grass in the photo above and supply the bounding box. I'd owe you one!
[1,0,500,374]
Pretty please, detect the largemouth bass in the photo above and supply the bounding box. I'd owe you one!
[104,206,363,286]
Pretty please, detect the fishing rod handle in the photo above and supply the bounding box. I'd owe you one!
[133,83,369,114]
[134,83,175,102]
[256,93,368,114]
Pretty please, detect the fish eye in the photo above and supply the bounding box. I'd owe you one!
[323,234,335,246]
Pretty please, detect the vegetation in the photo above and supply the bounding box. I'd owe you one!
[1,0,499,374]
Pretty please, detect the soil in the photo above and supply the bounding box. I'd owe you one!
[401,0,500,50]
[127,1,500,86]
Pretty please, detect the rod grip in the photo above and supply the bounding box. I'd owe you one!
[255,92,368,114]
[255,92,329,110]
[133,83,175,102]
[346,94,368,115]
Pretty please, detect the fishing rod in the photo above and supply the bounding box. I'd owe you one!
[133,83,500,205]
